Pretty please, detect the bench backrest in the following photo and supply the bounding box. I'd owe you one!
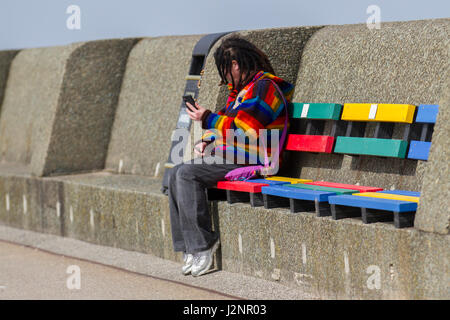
[287,19,449,192]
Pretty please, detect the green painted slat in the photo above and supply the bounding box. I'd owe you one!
[334,137,408,158]
[307,103,343,120]
[285,183,358,194]
[289,102,303,118]
[290,103,343,120]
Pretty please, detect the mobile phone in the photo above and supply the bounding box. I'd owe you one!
[182,95,198,110]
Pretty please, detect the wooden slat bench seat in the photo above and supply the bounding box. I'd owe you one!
[260,184,336,216]
[328,190,418,228]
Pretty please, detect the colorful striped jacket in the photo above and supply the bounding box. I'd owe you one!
[198,70,294,166]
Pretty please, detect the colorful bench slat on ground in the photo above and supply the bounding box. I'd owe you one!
[407,104,439,161]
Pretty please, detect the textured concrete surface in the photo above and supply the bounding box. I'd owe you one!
[286,18,450,192]
[41,172,179,261]
[0,44,77,173]
[44,38,140,177]
[216,201,449,299]
[104,35,203,178]
[0,240,235,300]
[0,225,319,300]
[415,66,450,234]
[0,39,140,177]
[0,50,19,115]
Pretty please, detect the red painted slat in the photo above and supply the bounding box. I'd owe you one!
[304,181,383,193]
[285,134,335,153]
[216,181,269,193]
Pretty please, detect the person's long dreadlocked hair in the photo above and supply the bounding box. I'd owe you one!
[214,36,275,91]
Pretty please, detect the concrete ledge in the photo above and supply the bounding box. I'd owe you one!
[0,171,178,261]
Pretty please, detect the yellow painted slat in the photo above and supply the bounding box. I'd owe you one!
[352,192,420,203]
[341,103,373,121]
[376,104,416,123]
[342,103,416,123]
[266,176,313,184]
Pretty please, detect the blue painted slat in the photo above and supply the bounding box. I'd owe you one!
[377,190,421,197]
[328,195,417,212]
[415,105,439,123]
[245,179,289,185]
[261,185,335,202]
[407,140,431,160]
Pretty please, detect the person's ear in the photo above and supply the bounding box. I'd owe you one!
[231,60,240,72]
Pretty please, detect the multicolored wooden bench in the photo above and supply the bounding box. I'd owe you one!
[209,102,438,229]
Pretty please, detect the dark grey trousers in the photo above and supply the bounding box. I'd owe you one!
[168,156,244,254]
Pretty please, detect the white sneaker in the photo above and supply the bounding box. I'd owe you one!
[191,239,220,277]
[182,253,194,275]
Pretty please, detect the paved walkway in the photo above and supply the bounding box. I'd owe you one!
[0,241,237,300]
[0,225,318,300]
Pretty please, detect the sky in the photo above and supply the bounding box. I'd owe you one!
[0,0,448,50]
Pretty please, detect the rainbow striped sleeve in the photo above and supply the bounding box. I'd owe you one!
[201,79,293,140]
[198,106,227,143]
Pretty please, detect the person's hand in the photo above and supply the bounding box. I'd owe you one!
[194,141,208,157]
[185,102,207,122]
